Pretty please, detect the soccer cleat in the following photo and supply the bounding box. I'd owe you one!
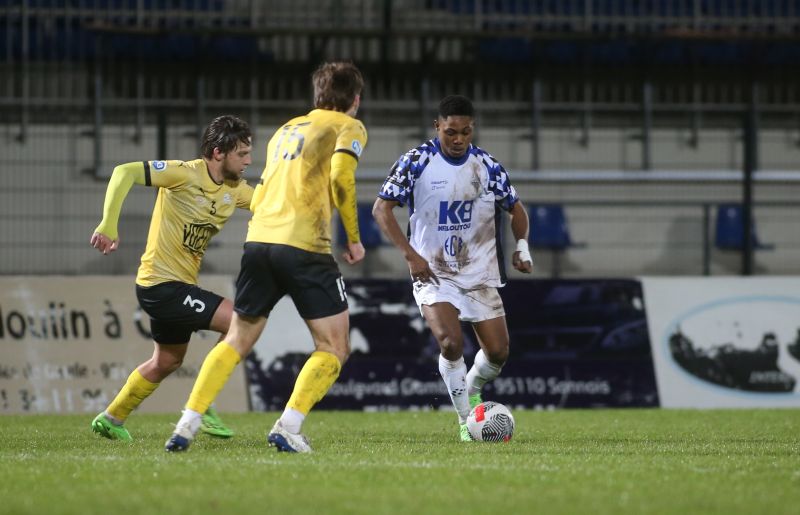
[267,420,313,453]
[469,393,483,409]
[460,423,473,442]
[165,422,195,452]
[91,412,132,442]
[200,406,234,438]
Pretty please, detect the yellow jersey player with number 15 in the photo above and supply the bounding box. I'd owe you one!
[167,62,367,453]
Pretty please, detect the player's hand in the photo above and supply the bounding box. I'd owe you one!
[342,241,365,265]
[512,239,533,274]
[90,231,119,255]
[407,253,439,285]
[512,251,533,274]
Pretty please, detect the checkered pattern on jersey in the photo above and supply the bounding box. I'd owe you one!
[378,140,436,207]
[472,147,519,211]
[379,140,519,212]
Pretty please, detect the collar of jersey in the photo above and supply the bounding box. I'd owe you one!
[432,138,471,166]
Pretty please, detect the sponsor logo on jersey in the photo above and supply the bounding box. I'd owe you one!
[152,160,167,171]
[351,140,363,156]
[443,235,464,257]
[431,179,448,191]
[183,222,216,256]
[223,193,232,205]
[438,200,473,231]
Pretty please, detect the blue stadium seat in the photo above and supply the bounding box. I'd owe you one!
[337,204,384,249]
[714,204,775,251]
[528,204,585,278]
[529,204,575,251]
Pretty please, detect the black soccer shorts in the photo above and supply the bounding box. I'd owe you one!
[135,281,224,344]
[234,242,348,320]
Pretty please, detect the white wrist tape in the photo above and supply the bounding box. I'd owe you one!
[516,239,532,263]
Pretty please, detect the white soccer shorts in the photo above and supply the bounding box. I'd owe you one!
[412,279,506,322]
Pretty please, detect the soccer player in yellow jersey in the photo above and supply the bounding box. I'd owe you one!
[166,62,367,453]
[89,115,254,442]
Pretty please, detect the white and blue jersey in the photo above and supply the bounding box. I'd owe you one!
[378,138,519,290]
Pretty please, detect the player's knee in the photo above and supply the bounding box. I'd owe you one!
[485,346,509,366]
[435,333,463,357]
[155,355,183,374]
[316,337,350,364]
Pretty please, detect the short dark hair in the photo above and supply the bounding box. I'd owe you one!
[200,115,251,158]
[438,95,474,119]
[312,61,364,112]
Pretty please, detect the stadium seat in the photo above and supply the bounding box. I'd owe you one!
[337,203,384,250]
[336,204,385,278]
[714,204,775,251]
[528,204,585,277]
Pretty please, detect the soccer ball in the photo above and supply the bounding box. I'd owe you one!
[466,401,515,442]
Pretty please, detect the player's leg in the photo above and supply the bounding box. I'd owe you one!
[92,320,189,441]
[167,243,280,451]
[267,310,350,453]
[268,246,349,453]
[422,302,471,439]
[467,315,510,408]
[199,301,237,438]
[166,312,265,451]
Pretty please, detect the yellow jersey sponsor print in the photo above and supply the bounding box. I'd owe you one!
[136,159,253,287]
[248,109,368,254]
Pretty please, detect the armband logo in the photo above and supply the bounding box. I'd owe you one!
[351,140,363,156]
[152,160,167,171]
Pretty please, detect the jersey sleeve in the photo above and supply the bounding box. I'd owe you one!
[334,119,368,162]
[94,161,148,240]
[146,160,190,189]
[378,153,415,206]
[482,153,519,212]
[235,180,254,209]
[330,151,360,243]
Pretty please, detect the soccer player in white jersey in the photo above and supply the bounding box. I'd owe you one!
[373,95,533,441]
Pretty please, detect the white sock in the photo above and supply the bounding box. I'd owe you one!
[438,354,470,424]
[103,411,123,426]
[176,408,203,437]
[466,349,503,396]
[279,407,305,434]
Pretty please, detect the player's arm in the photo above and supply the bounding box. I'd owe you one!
[90,161,148,255]
[486,156,532,274]
[508,200,533,274]
[235,181,255,210]
[330,148,364,265]
[372,197,438,285]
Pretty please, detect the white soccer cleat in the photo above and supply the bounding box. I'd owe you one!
[267,419,313,453]
[165,420,197,452]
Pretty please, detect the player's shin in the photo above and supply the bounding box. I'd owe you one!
[466,349,503,397]
[106,368,159,423]
[186,341,241,415]
[438,354,470,423]
[283,351,342,432]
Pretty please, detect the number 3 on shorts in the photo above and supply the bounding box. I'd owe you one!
[183,294,206,313]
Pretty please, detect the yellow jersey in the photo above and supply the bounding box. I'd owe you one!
[136,159,253,287]
[247,109,368,254]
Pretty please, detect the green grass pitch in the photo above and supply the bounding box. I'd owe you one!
[1,409,798,514]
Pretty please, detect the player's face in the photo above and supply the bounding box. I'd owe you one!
[221,140,252,181]
[435,115,474,159]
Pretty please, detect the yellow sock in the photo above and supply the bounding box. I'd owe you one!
[106,368,159,422]
[186,341,241,414]
[286,351,342,415]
